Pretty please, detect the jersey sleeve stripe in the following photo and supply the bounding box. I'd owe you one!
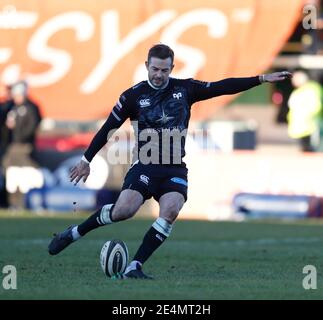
[111,109,121,121]
[116,100,123,110]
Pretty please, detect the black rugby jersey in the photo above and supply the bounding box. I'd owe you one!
[84,76,260,164]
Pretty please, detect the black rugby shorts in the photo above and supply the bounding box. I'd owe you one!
[121,161,188,202]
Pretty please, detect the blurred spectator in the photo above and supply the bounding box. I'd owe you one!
[2,80,42,207]
[287,71,323,152]
[0,83,12,208]
[0,83,12,157]
[5,81,42,148]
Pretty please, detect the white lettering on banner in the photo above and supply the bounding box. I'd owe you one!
[0,8,228,90]
[231,8,254,23]
[0,5,38,29]
[134,9,228,82]
[80,10,176,93]
[160,9,227,79]
[26,12,95,87]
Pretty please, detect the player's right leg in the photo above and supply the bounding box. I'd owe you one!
[48,189,143,255]
[122,191,185,280]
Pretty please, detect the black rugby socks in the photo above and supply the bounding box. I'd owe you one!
[77,204,114,236]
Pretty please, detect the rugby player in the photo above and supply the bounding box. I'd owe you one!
[48,44,291,279]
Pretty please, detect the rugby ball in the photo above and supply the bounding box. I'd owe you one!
[100,239,129,278]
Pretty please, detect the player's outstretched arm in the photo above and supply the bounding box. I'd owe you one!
[190,71,292,103]
[68,94,130,186]
[260,71,292,83]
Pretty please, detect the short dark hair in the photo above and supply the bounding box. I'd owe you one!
[147,44,174,64]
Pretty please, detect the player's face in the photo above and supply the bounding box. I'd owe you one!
[145,57,174,88]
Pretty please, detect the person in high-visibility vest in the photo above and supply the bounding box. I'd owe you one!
[287,71,323,152]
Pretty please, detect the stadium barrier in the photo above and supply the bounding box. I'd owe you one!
[25,187,120,211]
[232,192,323,219]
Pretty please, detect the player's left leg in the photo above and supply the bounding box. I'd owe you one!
[48,190,143,255]
[123,191,185,279]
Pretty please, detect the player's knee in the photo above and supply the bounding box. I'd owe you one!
[112,204,136,221]
[159,206,179,223]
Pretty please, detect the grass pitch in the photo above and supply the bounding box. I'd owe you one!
[1,210,323,300]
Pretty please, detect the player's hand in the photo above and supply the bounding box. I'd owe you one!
[70,160,90,186]
[263,71,292,83]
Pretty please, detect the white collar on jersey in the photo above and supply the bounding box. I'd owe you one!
[147,78,169,90]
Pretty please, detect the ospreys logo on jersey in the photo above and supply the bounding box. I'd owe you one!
[173,92,182,100]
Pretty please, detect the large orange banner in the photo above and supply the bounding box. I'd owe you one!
[0,0,304,120]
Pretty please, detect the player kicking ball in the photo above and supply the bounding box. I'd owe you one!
[48,44,292,279]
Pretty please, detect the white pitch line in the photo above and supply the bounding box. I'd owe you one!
[217,237,322,246]
[0,238,320,247]
[0,239,109,246]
